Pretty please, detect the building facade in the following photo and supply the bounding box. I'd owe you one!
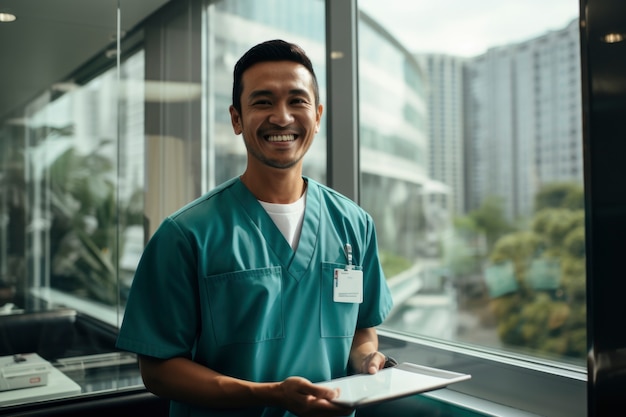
[465,19,582,219]
[418,54,466,217]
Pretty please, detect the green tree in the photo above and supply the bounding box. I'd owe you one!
[443,217,485,277]
[535,182,584,211]
[468,195,516,251]
[487,182,586,360]
[443,196,515,280]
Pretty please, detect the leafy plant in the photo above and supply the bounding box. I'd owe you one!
[487,182,586,360]
[43,136,119,304]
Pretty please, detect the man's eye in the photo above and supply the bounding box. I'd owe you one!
[292,98,307,104]
[253,100,271,106]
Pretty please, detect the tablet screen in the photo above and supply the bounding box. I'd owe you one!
[315,362,471,407]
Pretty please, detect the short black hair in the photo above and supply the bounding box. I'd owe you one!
[231,39,320,114]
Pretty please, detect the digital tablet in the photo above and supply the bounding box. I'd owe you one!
[315,362,471,407]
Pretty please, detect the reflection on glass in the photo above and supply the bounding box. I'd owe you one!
[358,0,584,365]
[12,53,145,311]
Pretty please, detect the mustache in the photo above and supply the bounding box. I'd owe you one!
[258,125,303,136]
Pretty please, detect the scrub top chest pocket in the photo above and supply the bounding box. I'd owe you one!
[321,262,361,338]
[203,266,284,346]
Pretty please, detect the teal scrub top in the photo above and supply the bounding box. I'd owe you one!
[116,177,393,417]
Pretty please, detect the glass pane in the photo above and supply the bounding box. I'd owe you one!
[358,0,584,365]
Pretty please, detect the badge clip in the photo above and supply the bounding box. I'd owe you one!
[344,243,353,270]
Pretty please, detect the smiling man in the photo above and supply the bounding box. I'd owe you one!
[116,40,393,417]
[232,58,320,203]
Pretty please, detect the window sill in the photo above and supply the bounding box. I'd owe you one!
[377,329,587,417]
[358,388,545,417]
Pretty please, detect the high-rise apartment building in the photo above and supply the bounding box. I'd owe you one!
[417,54,466,217]
[464,19,582,219]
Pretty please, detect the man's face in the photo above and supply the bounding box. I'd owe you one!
[229,61,323,171]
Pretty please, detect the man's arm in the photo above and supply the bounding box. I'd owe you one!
[349,327,387,374]
[138,355,353,417]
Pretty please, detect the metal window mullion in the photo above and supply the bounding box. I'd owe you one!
[326,0,360,203]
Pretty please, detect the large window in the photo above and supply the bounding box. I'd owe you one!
[358,0,584,367]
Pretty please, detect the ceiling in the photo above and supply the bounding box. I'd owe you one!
[4,0,625,124]
[0,0,170,122]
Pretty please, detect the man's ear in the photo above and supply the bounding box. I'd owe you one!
[229,105,243,135]
[315,104,324,133]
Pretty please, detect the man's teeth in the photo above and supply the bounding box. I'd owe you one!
[266,134,295,142]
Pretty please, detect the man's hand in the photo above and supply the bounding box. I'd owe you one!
[350,327,386,374]
[359,351,387,374]
[278,376,354,417]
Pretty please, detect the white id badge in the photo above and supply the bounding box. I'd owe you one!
[333,268,363,303]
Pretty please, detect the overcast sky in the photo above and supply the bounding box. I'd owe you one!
[358,0,579,57]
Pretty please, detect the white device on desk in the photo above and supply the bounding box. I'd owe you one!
[0,353,50,391]
[0,353,81,406]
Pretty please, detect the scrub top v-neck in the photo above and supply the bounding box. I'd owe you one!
[116,176,393,417]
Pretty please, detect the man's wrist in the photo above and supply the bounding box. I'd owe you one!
[251,381,283,408]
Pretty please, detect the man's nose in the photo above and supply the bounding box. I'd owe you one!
[268,103,295,126]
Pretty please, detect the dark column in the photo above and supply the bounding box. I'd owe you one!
[581,0,626,415]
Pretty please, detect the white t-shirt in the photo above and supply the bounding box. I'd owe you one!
[259,193,306,250]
